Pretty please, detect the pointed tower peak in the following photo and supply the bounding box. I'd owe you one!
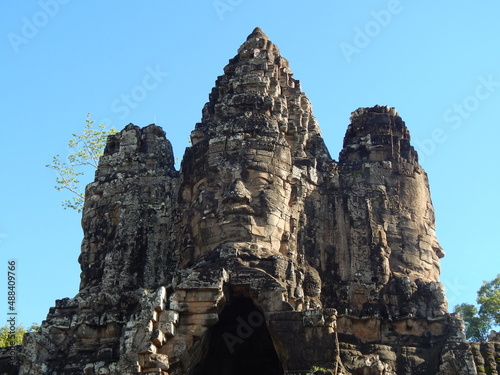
[247,27,269,41]
[237,26,279,58]
[190,25,322,157]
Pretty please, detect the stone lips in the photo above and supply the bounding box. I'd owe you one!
[14,28,490,375]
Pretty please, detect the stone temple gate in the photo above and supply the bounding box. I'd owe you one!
[9,27,496,375]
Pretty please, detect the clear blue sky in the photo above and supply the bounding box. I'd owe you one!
[1,1,499,327]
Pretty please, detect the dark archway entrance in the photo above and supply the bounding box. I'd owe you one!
[193,297,283,375]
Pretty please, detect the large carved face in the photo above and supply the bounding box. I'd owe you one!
[184,137,297,258]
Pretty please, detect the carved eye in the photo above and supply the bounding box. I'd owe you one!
[251,177,272,189]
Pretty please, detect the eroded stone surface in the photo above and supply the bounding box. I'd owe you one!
[15,27,484,375]
[329,105,447,320]
[79,123,179,294]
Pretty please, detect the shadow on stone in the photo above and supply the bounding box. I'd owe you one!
[193,296,283,375]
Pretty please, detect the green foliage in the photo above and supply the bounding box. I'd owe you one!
[455,303,491,342]
[477,274,500,326]
[0,324,39,347]
[46,113,116,212]
[454,273,500,342]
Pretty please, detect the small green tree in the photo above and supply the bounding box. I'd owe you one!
[477,274,500,327]
[454,273,500,342]
[46,114,116,212]
[454,303,491,342]
[0,324,39,347]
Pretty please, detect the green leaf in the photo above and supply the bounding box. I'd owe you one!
[46,113,117,212]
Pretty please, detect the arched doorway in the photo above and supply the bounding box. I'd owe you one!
[193,296,283,375]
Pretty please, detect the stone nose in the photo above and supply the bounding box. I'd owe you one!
[222,179,252,204]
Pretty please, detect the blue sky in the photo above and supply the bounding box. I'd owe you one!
[1,1,499,327]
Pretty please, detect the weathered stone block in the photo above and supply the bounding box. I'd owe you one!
[151,329,166,347]
[182,313,219,326]
[303,310,325,327]
[142,353,169,371]
[158,310,179,335]
[17,28,478,375]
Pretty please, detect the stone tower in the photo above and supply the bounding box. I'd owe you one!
[15,27,488,375]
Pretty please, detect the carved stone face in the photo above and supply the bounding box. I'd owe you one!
[184,138,296,258]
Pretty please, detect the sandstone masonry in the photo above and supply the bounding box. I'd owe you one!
[10,28,497,375]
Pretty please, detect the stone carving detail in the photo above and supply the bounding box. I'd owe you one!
[15,28,486,374]
[79,123,179,293]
